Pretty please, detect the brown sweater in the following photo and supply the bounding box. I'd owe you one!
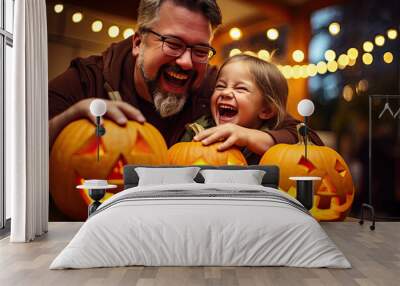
[49,37,324,148]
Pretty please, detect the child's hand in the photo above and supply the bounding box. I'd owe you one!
[193,123,275,155]
[193,123,249,151]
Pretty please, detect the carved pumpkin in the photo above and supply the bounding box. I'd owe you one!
[168,141,247,166]
[168,122,247,166]
[50,119,168,220]
[259,135,356,221]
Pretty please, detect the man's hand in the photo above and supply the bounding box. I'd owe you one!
[49,98,146,149]
[72,98,146,125]
[193,123,275,155]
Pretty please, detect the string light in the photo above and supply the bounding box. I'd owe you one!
[123,28,135,39]
[363,41,374,52]
[91,20,103,32]
[229,48,242,57]
[108,25,120,38]
[329,22,340,35]
[257,50,270,62]
[357,79,369,92]
[374,35,385,46]
[347,48,358,60]
[54,4,64,13]
[327,61,338,72]
[362,53,373,65]
[324,50,336,61]
[72,12,83,23]
[338,54,350,67]
[383,52,393,64]
[387,28,398,40]
[307,64,318,77]
[244,51,257,57]
[266,28,279,40]
[229,28,242,41]
[317,61,327,74]
[292,50,304,63]
[342,85,353,102]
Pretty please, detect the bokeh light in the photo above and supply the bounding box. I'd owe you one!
[383,52,393,64]
[328,22,340,35]
[362,53,373,65]
[54,4,64,13]
[229,48,242,57]
[387,29,398,40]
[123,28,135,39]
[229,27,242,41]
[363,41,374,52]
[324,50,336,61]
[108,25,120,38]
[347,48,359,60]
[343,85,353,102]
[257,50,270,62]
[266,28,279,40]
[292,50,304,63]
[91,20,103,32]
[72,12,83,23]
[374,35,385,46]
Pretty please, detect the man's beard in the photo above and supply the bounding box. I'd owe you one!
[138,51,192,118]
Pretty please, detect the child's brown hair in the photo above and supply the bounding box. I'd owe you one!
[218,54,288,129]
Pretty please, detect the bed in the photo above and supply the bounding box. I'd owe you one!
[50,165,351,269]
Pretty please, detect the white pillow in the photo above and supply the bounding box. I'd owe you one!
[135,167,200,186]
[200,169,266,185]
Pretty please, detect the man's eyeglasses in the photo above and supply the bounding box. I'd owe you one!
[142,28,216,63]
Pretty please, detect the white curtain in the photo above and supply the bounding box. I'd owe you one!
[8,0,49,242]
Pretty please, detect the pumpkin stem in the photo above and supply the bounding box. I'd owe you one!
[186,123,205,136]
[296,123,314,146]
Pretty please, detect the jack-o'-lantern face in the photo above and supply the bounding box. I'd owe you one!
[50,119,168,221]
[168,141,247,166]
[260,143,356,221]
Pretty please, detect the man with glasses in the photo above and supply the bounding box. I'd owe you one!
[49,0,221,147]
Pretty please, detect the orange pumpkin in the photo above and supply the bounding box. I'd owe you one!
[50,119,168,220]
[259,132,356,221]
[168,141,247,166]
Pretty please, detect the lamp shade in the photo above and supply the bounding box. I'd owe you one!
[90,99,107,117]
[297,99,315,117]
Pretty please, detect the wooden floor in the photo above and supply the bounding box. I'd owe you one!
[0,221,399,286]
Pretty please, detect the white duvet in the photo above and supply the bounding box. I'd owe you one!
[50,183,351,269]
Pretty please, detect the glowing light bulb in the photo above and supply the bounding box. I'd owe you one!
[363,41,374,52]
[324,50,336,61]
[374,35,385,46]
[229,48,242,57]
[317,61,327,74]
[307,64,317,77]
[338,54,350,67]
[347,48,358,60]
[72,12,83,23]
[329,22,340,35]
[266,28,279,40]
[229,28,242,40]
[327,61,338,72]
[362,53,373,65]
[123,28,135,39]
[387,29,398,40]
[292,50,304,63]
[108,25,120,38]
[343,85,353,102]
[257,50,270,62]
[91,20,103,32]
[54,4,64,13]
[383,52,393,64]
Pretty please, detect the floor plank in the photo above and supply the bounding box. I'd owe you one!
[0,222,399,286]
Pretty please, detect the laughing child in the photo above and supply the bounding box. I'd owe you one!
[181,54,323,164]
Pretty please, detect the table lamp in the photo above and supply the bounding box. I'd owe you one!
[297,99,315,160]
[289,99,320,210]
[89,99,107,161]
